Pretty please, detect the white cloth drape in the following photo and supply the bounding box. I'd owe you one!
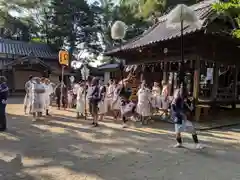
[24,80,33,107]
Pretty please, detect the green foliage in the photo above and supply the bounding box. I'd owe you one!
[138,0,165,19]
[45,0,99,53]
[91,0,149,50]
[0,0,47,41]
[213,0,240,38]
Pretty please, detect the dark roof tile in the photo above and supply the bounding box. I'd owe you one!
[98,63,119,70]
[0,38,57,59]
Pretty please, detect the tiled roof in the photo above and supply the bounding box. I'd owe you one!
[105,0,216,55]
[5,56,52,69]
[98,63,119,70]
[0,38,58,59]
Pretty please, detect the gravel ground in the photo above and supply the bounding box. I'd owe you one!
[0,98,239,180]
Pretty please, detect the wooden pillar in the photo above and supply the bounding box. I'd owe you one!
[193,57,201,121]
[211,62,220,101]
[232,66,238,109]
[168,72,173,96]
[193,58,200,102]
[12,67,15,93]
[140,65,145,82]
[163,62,168,82]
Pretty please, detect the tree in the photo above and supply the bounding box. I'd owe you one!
[137,0,165,19]
[91,0,149,50]
[121,0,197,20]
[213,0,240,38]
[0,0,48,41]
[46,0,99,54]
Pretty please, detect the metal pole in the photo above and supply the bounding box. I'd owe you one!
[60,65,65,109]
[84,65,87,120]
[119,39,125,89]
[180,20,184,86]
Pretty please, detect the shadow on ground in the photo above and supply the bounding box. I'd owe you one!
[0,110,239,180]
[1,97,240,179]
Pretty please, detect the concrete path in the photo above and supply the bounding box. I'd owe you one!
[0,98,239,180]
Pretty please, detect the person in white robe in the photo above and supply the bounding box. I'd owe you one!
[86,81,93,115]
[24,75,33,114]
[67,88,74,109]
[44,79,53,116]
[161,81,169,109]
[161,80,170,119]
[98,80,107,121]
[73,82,80,107]
[76,82,85,118]
[105,79,115,112]
[111,82,121,119]
[137,82,152,124]
[31,77,45,121]
[152,81,161,110]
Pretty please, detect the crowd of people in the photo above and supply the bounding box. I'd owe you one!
[22,72,202,148]
[24,75,54,121]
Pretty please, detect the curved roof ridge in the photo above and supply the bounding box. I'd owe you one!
[105,0,218,55]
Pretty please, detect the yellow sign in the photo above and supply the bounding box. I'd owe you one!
[59,50,69,66]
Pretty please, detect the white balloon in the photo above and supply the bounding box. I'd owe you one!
[166,4,202,29]
[111,21,127,40]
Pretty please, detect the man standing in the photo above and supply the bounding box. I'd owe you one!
[44,79,53,116]
[32,77,45,121]
[106,79,115,113]
[24,75,33,114]
[76,82,85,118]
[0,76,8,131]
[88,77,100,127]
[55,81,67,109]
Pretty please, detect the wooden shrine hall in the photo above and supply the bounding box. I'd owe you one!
[105,0,240,120]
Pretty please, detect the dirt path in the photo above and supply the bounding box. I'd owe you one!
[0,98,239,180]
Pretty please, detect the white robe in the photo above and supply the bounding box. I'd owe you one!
[161,85,169,110]
[76,87,85,114]
[137,88,152,117]
[73,83,80,95]
[98,86,107,114]
[24,80,33,107]
[152,86,161,108]
[105,84,114,109]
[44,84,53,110]
[31,83,45,113]
[112,86,121,110]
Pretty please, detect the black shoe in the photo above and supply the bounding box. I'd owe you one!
[93,123,99,127]
[92,122,95,125]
